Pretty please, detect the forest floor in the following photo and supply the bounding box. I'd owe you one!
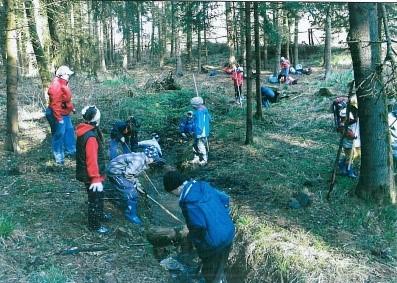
[0,58,397,283]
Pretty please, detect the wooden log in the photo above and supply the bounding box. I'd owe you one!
[146,225,189,247]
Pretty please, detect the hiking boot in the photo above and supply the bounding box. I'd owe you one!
[338,160,347,176]
[190,156,200,164]
[95,225,110,235]
[102,212,112,222]
[198,160,207,166]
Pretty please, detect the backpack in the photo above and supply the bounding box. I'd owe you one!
[332,97,348,132]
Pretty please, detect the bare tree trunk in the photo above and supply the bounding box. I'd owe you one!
[45,0,61,68]
[170,1,175,58]
[24,0,51,104]
[5,0,19,152]
[245,2,253,145]
[284,14,289,59]
[225,1,235,64]
[293,15,299,67]
[261,3,268,70]
[176,28,183,77]
[186,3,193,66]
[273,6,282,76]
[348,3,396,203]
[254,2,262,120]
[239,2,245,70]
[197,29,202,72]
[98,2,107,73]
[136,2,141,62]
[324,4,332,80]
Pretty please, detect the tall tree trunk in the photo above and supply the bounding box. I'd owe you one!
[284,14,289,59]
[245,2,253,145]
[203,2,208,64]
[293,15,299,67]
[233,2,239,57]
[348,3,396,203]
[0,2,6,64]
[24,0,50,104]
[239,2,246,70]
[5,0,19,152]
[273,6,282,76]
[176,28,183,77]
[170,1,175,58]
[197,29,202,72]
[136,2,141,62]
[261,3,268,70]
[225,1,235,64]
[186,3,193,66]
[324,4,332,79]
[98,2,107,73]
[254,2,262,120]
[45,0,61,68]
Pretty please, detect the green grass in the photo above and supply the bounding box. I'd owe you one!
[0,214,14,238]
[102,74,135,87]
[28,266,68,283]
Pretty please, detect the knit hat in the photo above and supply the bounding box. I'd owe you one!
[144,145,165,165]
[163,171,185,193]
[191,96,203,107]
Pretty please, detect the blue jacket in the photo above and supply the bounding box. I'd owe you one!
[179,117,195,135]
[193,106,211,138]
[179,180,235,257]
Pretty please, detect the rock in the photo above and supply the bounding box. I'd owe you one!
[317,87,333,97]
[288,197,301,209]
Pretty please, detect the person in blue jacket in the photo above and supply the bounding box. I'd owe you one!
[179,111,195,140]
[163,170,235,283]
[260,86,278,109]
[190,97,211,166]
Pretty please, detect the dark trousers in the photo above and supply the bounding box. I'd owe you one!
[86,184,104,230]
[234,85,242,100]
[201,245,231,283]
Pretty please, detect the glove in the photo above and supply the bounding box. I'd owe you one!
[58,119,64,124]
[72,108,76,114]
[120,137,126,143]
[89,182,103,192]
[181,133,187,138]
[125,172,135,180]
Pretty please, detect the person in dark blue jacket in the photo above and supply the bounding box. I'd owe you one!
[163,170,235,283]
[109,116,140,160]
[260,86,278,109]
[179,111,195,139]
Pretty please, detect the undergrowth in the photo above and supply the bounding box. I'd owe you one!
[0,214,14,238]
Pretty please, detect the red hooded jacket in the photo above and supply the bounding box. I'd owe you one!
[76,123,105,184]
[48,77,75,121]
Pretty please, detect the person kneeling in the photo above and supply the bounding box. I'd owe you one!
[163,171,235,283]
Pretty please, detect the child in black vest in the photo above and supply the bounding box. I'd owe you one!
[76,106,110,234]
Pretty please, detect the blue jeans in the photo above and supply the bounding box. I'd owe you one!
[109,176,138,209]
[109,139,130,160]
[45,108,76,163]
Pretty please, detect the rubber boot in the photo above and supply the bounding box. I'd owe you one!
[125,200,142,225]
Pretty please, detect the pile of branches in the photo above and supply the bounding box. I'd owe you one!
[144,71,181,91]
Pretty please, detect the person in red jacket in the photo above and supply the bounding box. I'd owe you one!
[45,65,76,165]
[231,65,244,104]
[76,106,110,234]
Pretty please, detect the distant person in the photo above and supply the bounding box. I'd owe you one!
[190,97,211,166]
[338,96,360,178]
[76,106,110,234]
[109,116,140,160]
[45,65,76,165]
[231,65,244,104]
[107,146,165,225]
[163,170,235,283]
[179,111,195,140]
[278,57,290,83]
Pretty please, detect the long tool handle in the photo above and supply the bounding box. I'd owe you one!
[143,171,160,195]
[136,186,184,224]
[193,74,199,97]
